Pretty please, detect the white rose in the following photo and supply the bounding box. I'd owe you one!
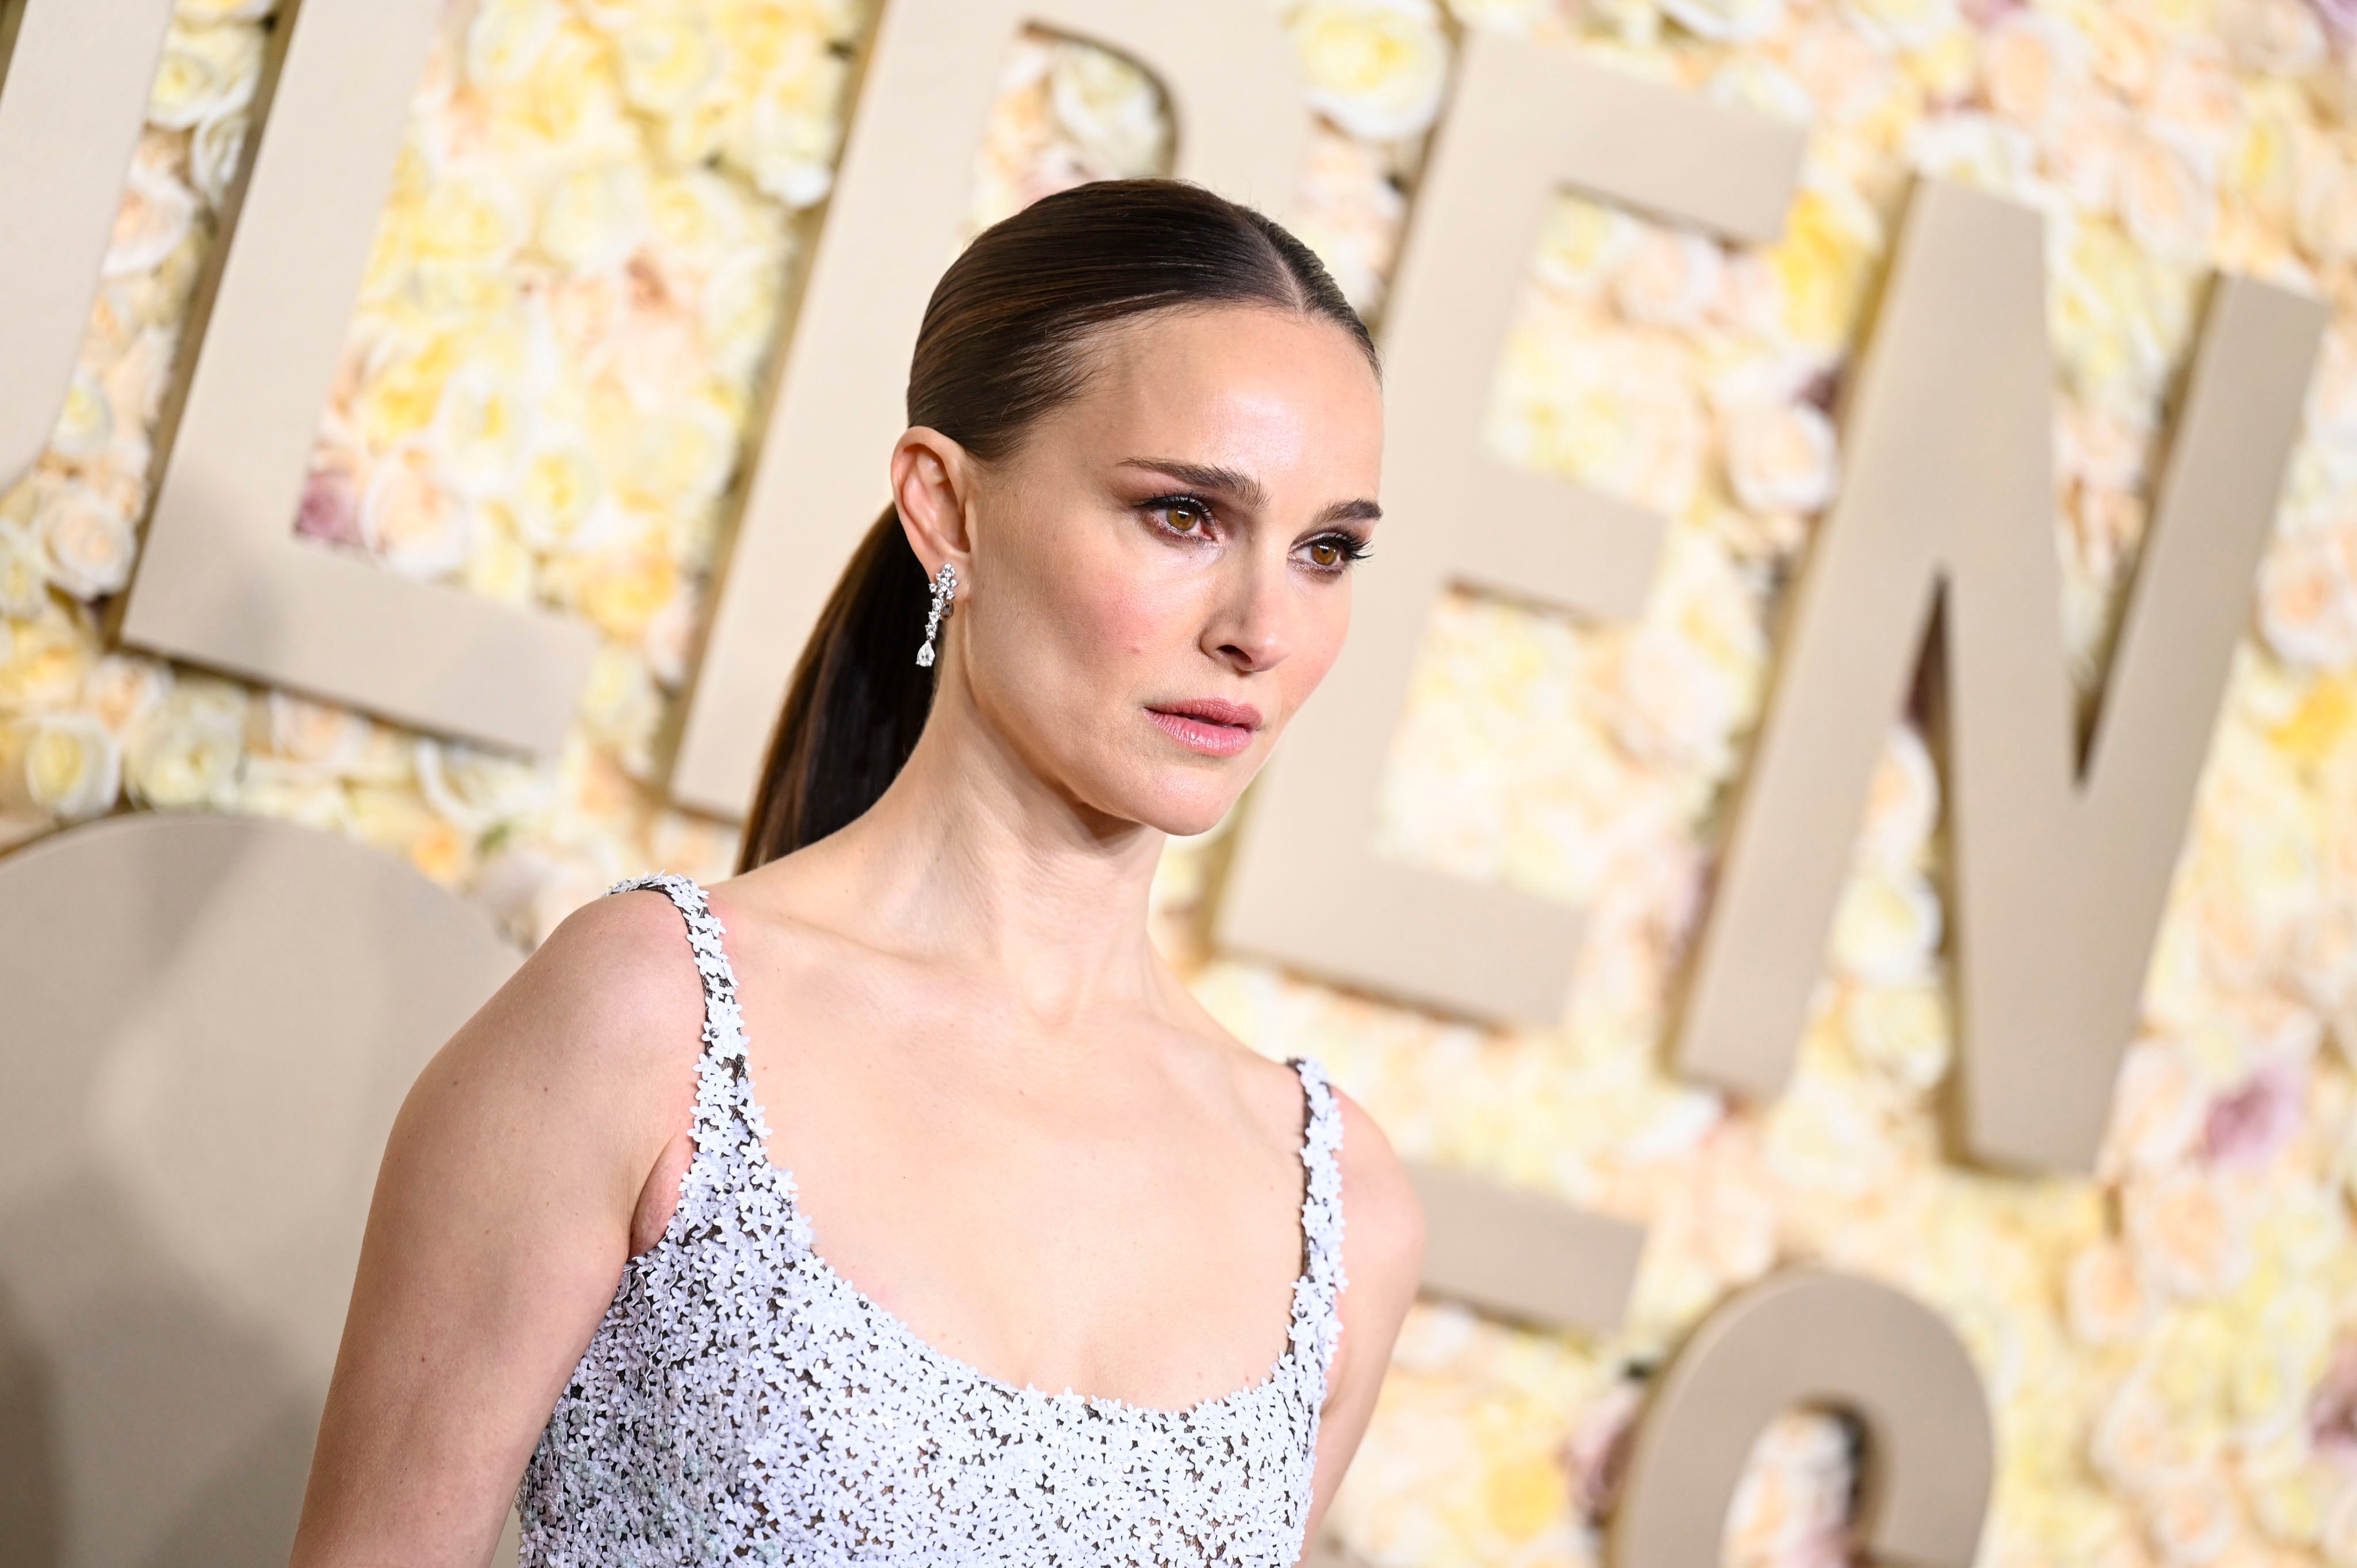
[36,481,136,599]
[1047,41,1168,176]
[1,713,121,819]
[1829,866,1943,984]
[1980,11,2087,136]
[50,366,115,460]
[81,653,172,737]
[361,444,475,582]
[1905,112,2042,201]
[1722,398,1837,515]
[0,519,50,618]
[739,51,849,208]
[2257,520,2357,670]
[1858,721,1939,869]
[1840,0,1958,52]
[2062,1239,2152,1346]
[532,161,646,274]
[616,8,719,117]
[465,0,563,89]
[2142,1471,2239,1566]
[189,105,253,208]
[432,362,539,500]
[416,738,553,834]
[1842,981,1950,1090]
[127,698,245,809]
[1292,128,1405,315]
[2217,0,2328,74]
[104,160,198,278]
[1614,228,1723,327]
[2124,1167,2252,1300]
[254,691,370,776]
[1660,0,1787,42]
[147,20,265,131]
[2119,128,2217,265]
[509,440,615,554]
[1290,0,1450,143]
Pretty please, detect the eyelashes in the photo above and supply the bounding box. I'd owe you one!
[1134,493,1372,575]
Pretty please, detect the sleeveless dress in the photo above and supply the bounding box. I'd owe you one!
[518,873,1348,1566]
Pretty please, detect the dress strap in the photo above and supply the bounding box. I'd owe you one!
[1288,1056,1348,1306]
[607,873,771,1162]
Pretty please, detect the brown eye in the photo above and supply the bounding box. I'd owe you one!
[1163,501,1208,533]
[1308,539,1343,568]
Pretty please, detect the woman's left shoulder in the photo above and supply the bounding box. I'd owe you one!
[1326,1081,1425,1301]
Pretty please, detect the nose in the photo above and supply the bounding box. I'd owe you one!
[1204,544,1294,674]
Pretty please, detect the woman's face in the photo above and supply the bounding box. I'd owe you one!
[926,304,1383,838]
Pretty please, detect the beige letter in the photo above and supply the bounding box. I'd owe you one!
[668,0,1308,815]
[116,1,596,756]
[1409,1163,1644,1334]
[1611,1269,1993,1568]
[1671,180,2325,1172]
[0,0,175,490]
[0,814,518,1561]
[1215,32,1802,1024]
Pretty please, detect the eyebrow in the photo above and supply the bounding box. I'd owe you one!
[1116,457,1382,528]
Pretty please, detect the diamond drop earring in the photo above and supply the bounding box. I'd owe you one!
[916,562,956,668]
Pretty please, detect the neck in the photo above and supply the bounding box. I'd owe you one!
[777,674,1173,1026]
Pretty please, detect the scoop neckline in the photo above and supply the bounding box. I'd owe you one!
[676,883,1329,1424]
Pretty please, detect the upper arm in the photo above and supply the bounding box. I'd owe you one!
[1300,1088,1424,1553]
[289,889,705,1568]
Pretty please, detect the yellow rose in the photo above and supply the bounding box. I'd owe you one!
[0,519,49,618]
[0,602,93,709]
[0,712,121,819]
[617,8,719,117]
[1291,0,1451,143]
[1764,182,1883,353]
[511,441,612,554]
[147,19,264,131]
[1830,866,1942,985]
[579,644,661,779]
[126,689,246,809]
[1047,40,1169,176]
[621,397,740,511]
[464,516,539,606]
[538,162,651,273]
[36,482,136,600]
[466,0,563,89]
[579,543,680,641]
[1843,980,1951,1090]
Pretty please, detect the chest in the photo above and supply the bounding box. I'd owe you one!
[730,999,1311,1412]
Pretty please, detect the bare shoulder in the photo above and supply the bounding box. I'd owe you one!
[1330,1085,1424,1303]
[437,885,709,1124]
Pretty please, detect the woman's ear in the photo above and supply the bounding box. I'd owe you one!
[890,426,972,582]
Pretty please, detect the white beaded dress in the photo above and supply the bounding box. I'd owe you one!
[517,873,1348,1566]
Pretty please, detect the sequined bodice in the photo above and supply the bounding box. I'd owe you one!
[518,873,1347,1566]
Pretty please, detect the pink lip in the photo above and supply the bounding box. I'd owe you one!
[1145,699,1264,758]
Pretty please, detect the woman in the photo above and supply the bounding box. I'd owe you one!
[292,178,1423,1567]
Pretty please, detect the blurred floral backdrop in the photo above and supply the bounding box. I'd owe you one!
[7,0,2357,1563]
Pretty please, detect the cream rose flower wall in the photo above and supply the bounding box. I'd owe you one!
[7,1,2357,1567]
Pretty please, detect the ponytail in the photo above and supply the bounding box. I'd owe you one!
[736,179,1375,871]
[736,506,937,871]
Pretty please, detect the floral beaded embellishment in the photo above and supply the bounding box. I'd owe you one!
[517,872,1346,1567]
